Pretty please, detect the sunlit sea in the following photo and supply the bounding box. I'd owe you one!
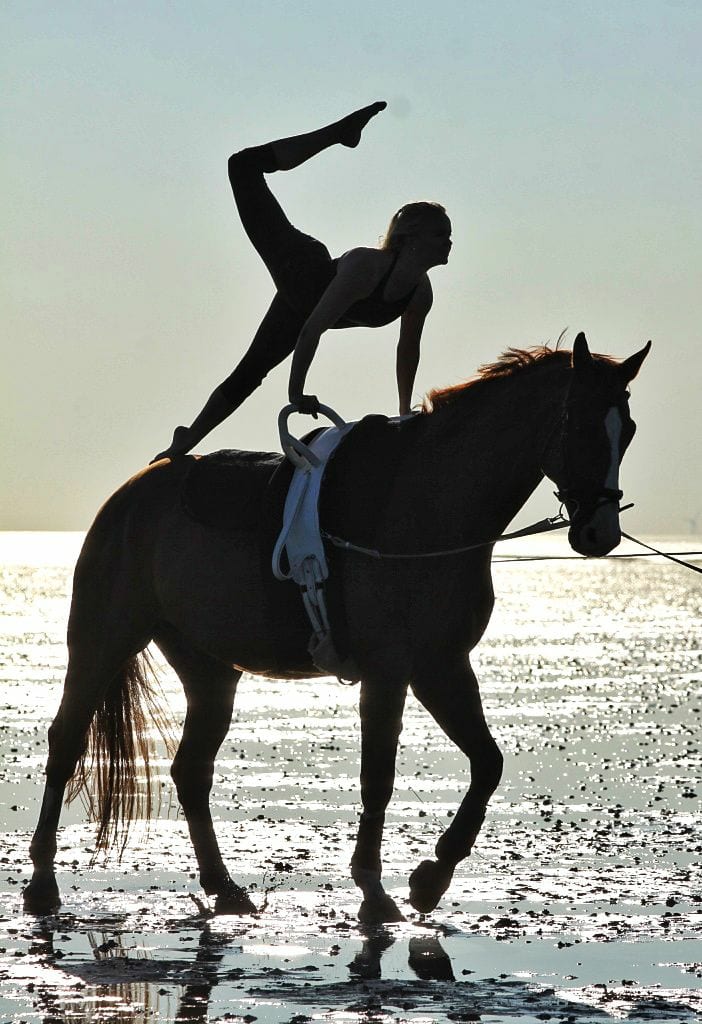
[0,531,700,1023]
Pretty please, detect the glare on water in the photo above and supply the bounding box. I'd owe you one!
[0,531,700,1023]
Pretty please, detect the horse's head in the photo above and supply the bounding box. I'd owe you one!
[543,332,651,557]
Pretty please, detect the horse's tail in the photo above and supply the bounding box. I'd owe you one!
[66,648,174,859]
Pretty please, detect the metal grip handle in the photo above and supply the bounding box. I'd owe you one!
[278,403,347,470]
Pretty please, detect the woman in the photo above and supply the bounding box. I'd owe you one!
[152,101,451,461]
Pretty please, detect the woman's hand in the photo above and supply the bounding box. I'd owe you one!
[289,393,320,417]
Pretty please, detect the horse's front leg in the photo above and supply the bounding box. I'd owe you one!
[409,658,503,913]
[156,631,255,915]
[351,676,407,924]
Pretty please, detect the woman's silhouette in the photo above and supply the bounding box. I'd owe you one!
[153,101,451,461]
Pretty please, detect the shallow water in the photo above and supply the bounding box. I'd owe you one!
[0,531,700,1022]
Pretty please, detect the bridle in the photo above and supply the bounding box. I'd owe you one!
[544,387,632,529]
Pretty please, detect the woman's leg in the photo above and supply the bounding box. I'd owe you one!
[217,293,303,407]
[152,295,302,461]
[270,100,386,169]
[227,102,386,291]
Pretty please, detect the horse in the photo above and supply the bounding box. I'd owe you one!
[23,332,650,923]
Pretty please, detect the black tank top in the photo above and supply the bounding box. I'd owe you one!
[331,253,418,329]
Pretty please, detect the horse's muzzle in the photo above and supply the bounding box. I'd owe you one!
[568,503,622,557]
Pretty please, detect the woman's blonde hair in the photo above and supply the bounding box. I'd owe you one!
[381,201,448,251]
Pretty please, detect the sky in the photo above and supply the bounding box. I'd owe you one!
[2,0,700,532]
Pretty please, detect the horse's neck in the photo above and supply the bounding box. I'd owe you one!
[420,364,569,536]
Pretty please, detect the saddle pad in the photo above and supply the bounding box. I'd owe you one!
[181,449,286,532]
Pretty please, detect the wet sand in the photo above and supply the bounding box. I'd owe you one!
[1,533,700,1021]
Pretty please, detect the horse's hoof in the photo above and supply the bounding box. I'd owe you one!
[358,893,406,925]
[408,859,452,914]
[23,877,61,916]
[213,883,258,916]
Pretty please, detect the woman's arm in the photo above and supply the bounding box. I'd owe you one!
[288,249,380,404]
[396,277,433,414]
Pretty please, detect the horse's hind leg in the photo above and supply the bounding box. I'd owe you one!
[154,628,255,914]
[408,658,503,914]
[350,676,407,924]
[25,655,96,913]
[25,638,150,914]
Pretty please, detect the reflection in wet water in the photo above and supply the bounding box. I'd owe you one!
[16,919,702,1024]
[349,926,395,979]
[25,924,465,1021]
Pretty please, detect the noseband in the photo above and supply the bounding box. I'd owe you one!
[554,485,624,524]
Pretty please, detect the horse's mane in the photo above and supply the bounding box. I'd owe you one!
[424,340,625,412]
[478,345,572,381]
[422,346,569,412]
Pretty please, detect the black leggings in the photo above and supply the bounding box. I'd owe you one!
[219,145,336,406]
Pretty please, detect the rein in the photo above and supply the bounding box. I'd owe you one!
[323,507,575,561]
[323,507,702,575]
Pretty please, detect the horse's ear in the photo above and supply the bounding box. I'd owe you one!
[618,339,652,382]
[572,332,594,371]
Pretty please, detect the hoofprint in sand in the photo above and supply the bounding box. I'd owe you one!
[0,532,700,1022]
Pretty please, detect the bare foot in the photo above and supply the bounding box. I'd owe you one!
[337,101,386,147]
[150,426,192,464]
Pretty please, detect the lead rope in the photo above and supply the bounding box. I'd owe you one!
[619,532,702,575]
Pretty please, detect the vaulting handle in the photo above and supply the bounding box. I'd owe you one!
[278,403,347,470]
